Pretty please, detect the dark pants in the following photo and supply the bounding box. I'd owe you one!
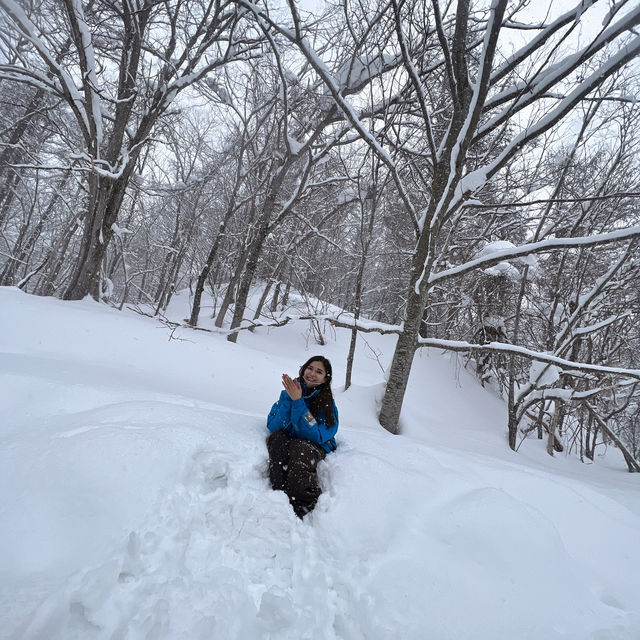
[267,430,326,518]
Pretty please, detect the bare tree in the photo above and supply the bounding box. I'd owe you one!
[241,0,640,436]
[0,0,263,300]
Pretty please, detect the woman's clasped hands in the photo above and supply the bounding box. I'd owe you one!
[282,373,302,400]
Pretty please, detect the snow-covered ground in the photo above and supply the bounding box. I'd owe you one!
[1,286,638,640]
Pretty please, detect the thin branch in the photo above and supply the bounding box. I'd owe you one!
[467,192,640,209]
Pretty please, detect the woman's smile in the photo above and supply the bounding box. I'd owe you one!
[303,362,327,387]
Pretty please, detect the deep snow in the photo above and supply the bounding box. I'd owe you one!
[0,286,638,640]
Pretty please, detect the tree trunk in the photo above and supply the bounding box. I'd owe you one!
[252,279,273,322]
[0,89,46,229]
[345,259,367,391]
[378,159,447,432]
[344,328,358,391]
[282,280,291,307]
[215,243,251,328]
[227,221,269,343]
[0,205,35,285]
[507,266,530,449]
[34,215,81,296]
[189,203,238,327]
[378,284,424,433]
[507,403,518,451]
[189,240,219,327]
[253,260,287,324]
[270,281,282,312]
[11,172,71,285]
[63,166,133,300]
[546,401,561,456]
[227,159,291,342]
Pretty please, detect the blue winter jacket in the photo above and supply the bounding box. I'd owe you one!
[267,379,338,453]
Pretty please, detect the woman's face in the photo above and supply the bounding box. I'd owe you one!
[302,360,327,388]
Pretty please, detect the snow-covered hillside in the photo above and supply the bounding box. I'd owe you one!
[0,286,638,640]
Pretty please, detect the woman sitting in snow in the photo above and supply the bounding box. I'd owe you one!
[266,356,338,519]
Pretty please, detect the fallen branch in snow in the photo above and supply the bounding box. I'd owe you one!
[126,305,196,341]
[127,306,403,338]
[126,304,640,382]
[200,313,402,337]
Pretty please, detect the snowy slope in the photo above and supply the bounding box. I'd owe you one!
[0,286,638,640]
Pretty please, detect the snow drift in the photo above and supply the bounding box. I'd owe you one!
[0,286,638,640]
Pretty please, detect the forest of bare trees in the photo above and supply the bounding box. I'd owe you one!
[1,0,639,468]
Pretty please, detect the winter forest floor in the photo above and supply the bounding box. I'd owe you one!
[0,286,639,640]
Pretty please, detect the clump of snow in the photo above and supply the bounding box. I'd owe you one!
[287,135,305,154]
[457,170,488,194]
[554,302,567,326]
[0,286,639,639]
[482,260,521,280]
[476,240,539,274]
[529,360,561,386]
[111,222,132,239]
[100,277,114,300]
[519,252,539,269]
[335,54,388,91]
[483,315,506,332]
[477,239,517,256]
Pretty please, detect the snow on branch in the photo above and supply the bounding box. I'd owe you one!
[335,53,396,93]
[429,226,640,285]
[65,0,103,148]
[0,0,91,136]
[0,66,61,95]
[465,192,640,209]
[522,384,626,405]
[571,313,631,339]
[553,244,636,354]
[416,337,640,381]
[490,0,600,85]
[476,29,640,150]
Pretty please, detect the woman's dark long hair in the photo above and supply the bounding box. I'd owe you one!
[299,356,336,427]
